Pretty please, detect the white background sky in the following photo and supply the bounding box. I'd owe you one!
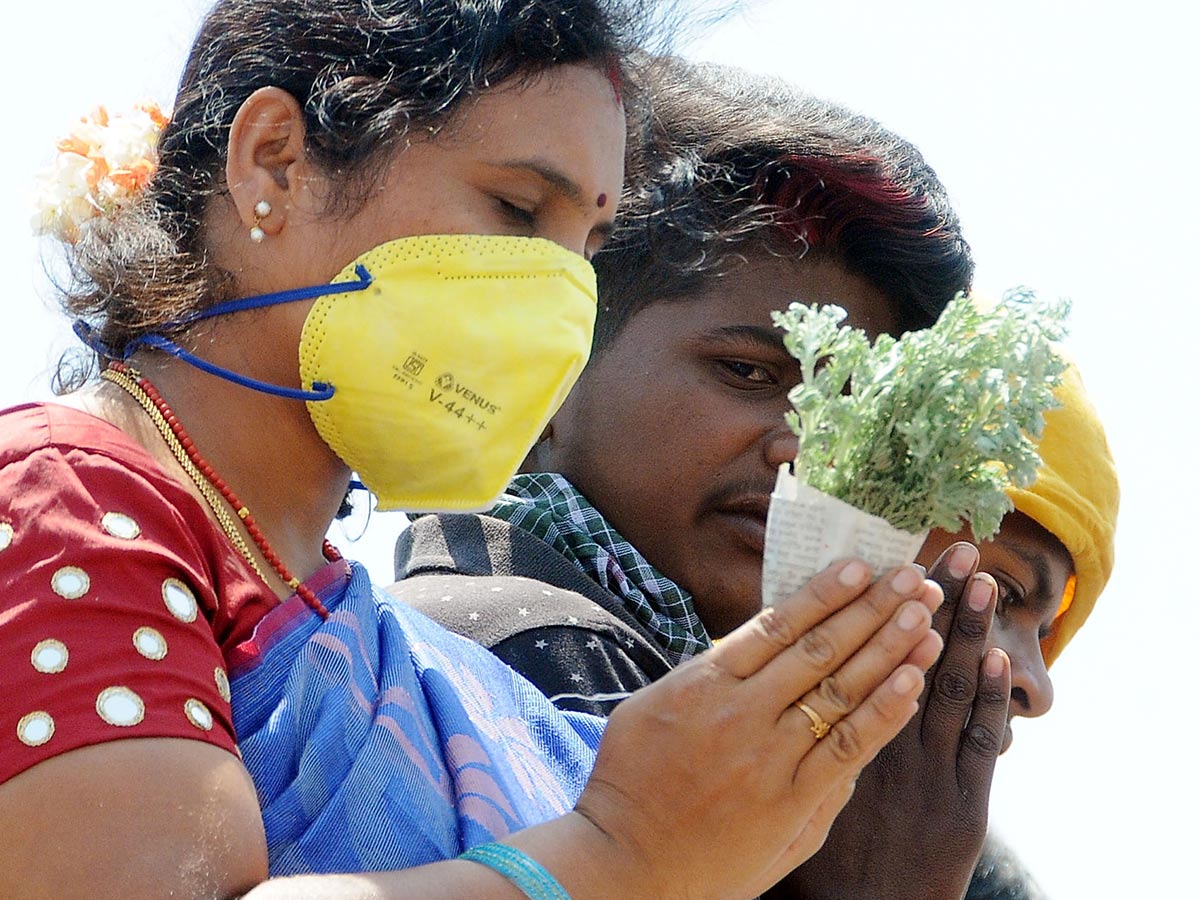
[2,1,1196,896]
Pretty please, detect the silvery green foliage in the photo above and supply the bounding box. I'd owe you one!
[772,289,1069,540]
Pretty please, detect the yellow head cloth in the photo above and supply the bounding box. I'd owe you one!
[1007,362,1119,666]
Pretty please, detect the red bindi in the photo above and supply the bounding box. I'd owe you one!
[597,193,608,209]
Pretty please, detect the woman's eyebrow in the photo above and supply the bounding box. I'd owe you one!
[494,158,584,201]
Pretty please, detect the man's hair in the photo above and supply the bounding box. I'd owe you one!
[592,56,974,349]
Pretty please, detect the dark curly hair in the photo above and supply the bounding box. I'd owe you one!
[592,56,975,350]
[55,0,712,391]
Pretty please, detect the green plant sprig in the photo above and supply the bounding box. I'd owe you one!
[772,288,1069,540]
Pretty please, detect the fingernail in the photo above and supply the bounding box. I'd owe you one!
[967,576,993,612]
[892,667,921,695]
[897,603,925,631]
[984,649,1006,678]
[839,560,870,586]
[891,566,922,594]
[948,544,977,579]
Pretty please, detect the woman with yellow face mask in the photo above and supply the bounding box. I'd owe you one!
[0,2,944,899]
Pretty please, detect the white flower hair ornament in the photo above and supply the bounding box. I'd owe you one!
[32,102,169,244]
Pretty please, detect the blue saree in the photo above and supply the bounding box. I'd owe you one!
[228,560,605,875]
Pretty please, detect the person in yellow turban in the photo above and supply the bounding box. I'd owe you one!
[919,360,1121,750]
[780,359,1120,900]
[1008,363,1121,668]
[761,358,1120,900]
[918,359,1121,899]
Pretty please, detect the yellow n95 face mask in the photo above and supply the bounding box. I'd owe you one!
[300,234,597,512]
[115,234,596,513]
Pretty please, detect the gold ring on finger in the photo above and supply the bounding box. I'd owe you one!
[794,701,831,740]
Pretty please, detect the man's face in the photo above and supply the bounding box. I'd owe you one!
[534,253,899,637]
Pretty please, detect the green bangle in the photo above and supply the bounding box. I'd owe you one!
[458,842,572,900]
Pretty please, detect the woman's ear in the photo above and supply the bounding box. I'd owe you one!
[225,87,310,240]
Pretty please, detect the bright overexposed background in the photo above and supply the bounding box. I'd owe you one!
[3,1,1194,896]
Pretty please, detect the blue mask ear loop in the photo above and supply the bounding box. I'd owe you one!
[133,334,336,402]
[79,264,374,403]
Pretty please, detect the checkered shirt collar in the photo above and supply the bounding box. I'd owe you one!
[488,473,711,664]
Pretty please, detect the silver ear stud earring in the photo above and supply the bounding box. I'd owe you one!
[249,200,272,243]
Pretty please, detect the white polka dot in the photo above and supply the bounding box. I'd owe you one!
[162,579,198,623]
[0,522,13,552]
[31,639,69,674]
[490,586,504,592]
[96,686,145,727]
[214,668,231,703]
[17,711,54,747]
[133,627,168,661]
[52,566,90,600]
[184,698,213,732]
[101,512,141,540]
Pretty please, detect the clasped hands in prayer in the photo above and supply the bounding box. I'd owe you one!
[564,555,946,900]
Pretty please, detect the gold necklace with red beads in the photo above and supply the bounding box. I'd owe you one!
[102,361,337,619]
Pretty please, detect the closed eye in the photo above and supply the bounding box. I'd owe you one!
[495,197,536,229]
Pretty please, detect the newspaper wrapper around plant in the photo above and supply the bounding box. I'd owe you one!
[762,465,929,607]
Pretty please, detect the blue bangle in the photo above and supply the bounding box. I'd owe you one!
[458,842,572,900]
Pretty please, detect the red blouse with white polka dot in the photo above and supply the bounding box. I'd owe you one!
[0,403,283,784]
